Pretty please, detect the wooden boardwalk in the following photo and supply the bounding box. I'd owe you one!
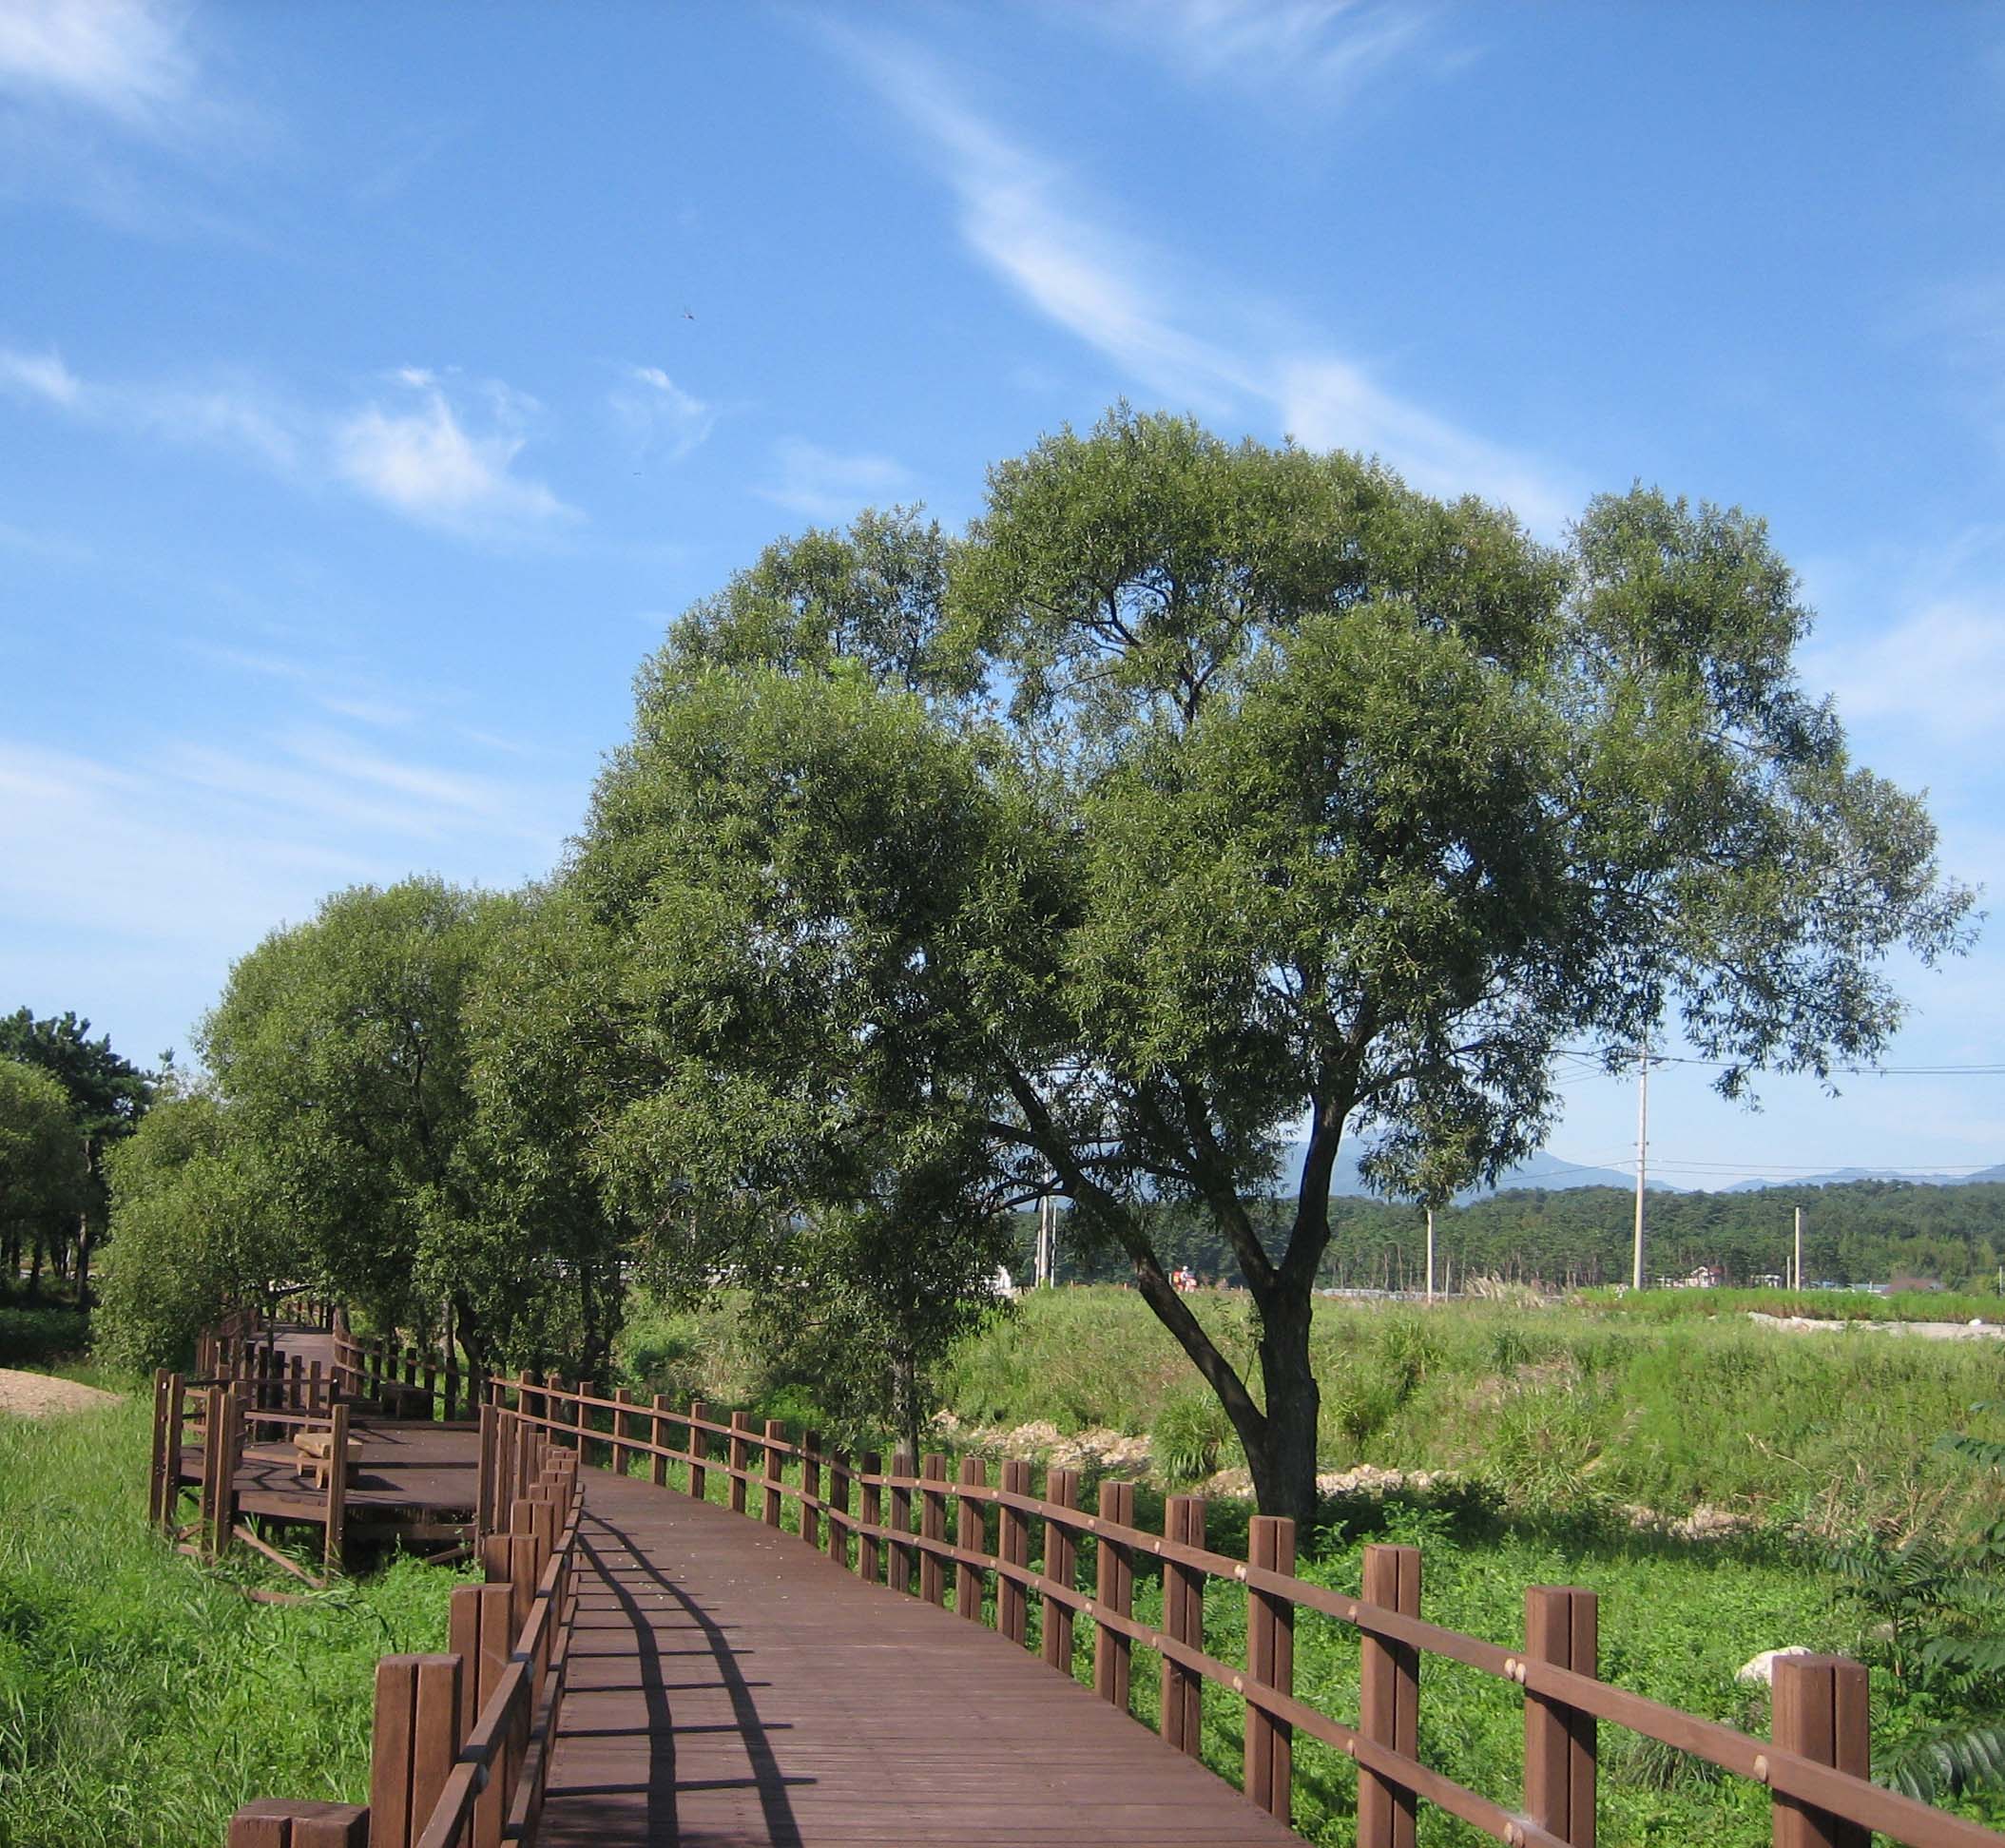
[540,1469,1299,1847]
[206,1325,2005,1848]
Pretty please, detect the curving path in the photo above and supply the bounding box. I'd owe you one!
[540,1468,1301,1847]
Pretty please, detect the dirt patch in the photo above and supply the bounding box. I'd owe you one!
[0,1368,123,1418]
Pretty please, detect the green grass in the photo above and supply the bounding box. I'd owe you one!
[0,1382,466,1848]
[924,1287,2005,1540]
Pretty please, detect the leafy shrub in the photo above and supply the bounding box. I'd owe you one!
[0,1305,88,1366]
[1150,1389,1233,1485]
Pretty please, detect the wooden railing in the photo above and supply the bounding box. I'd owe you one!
[151,1367,357,1575]
[224,1413,581,1848]
[492,1372,2005,1848]
[327,1324,470,1422]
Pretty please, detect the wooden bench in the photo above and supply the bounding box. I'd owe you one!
[292,1431,364,1490]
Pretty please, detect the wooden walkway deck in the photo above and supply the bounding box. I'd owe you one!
[175,1324,480,1545]
[539,1469,1299,1847]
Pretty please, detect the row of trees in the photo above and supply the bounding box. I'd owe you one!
[95,408,1974,1518]
[0,1010,154,1303]
[1036,1181,2005,1296]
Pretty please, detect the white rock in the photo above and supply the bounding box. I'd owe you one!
[1736,1646,1814,1687]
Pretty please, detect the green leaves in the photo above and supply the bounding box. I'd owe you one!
[571,408,1975,1513]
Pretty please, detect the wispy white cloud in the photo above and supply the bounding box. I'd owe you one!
[829,29,1574,530]
[0,0,194,127]
[0,341,299,467]
[0,722,573,1057]
[1804,595,2005,744]
[1081,0,1435,99]
[0,345,81,404]
[333,370,575,534]
[756,436,913,522]
[1,346,576,539]
[608,365,716,463]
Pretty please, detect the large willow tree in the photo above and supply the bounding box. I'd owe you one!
[578,410,1973,1520]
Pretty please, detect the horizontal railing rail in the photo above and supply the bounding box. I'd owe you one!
[492,1369,2005,1848]
[225,1413,582,1848]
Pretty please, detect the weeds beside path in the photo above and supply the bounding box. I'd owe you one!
[0,1385,464,1848]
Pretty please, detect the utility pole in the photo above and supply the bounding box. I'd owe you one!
[1425,1208,1436,1300]
[1033,1195,1059,1288]
[1793,1204,1803,1293]
[1631,1042,1649,1290]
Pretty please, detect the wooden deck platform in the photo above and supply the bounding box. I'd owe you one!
[539,1469,1299,1847]
[181,1416,481,1529]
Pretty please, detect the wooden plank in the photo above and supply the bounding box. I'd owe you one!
[729,1410,751,1516]
[1359,1542,1420,1848]
[919,1453,947,1605]
[1043,1466,1080,1673]
[1526,1585,1597,1848]
[687,1398,709,1501]
[859,1451,882,1584]
[1160,1494,1204,1756]
[957,1454,989,1623]
[1094,1477,1135,1712]
[764,1418,787,1528]
[1773,1654,1871,1848]
[1246,1513,1295,1822]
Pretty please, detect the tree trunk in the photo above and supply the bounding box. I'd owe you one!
[1242,1284,1321,1525]
[452,1290,490,1389]
[74,1211,93,1310]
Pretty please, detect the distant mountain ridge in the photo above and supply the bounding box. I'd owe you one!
[1285,1145,2005,1201]
[1724,1164,2005,1193]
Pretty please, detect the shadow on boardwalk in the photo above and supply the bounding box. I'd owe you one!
[537,1472,1300,1847]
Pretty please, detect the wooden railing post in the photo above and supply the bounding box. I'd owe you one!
[651,1394,670,1488]
[367,1652,460,1848]
[688,1400,710,1501]
[724,1410,748,1513]
[1043,1467,1080,1672]
[1525,1585,1598,1847]
[1160,1493,1205,1756]
[1093,1478,1134,1711]
[888,1450,916,1593]
[999,1458,1032,1645]
[323,1402,349,1573]
[1246,1513,1296,1824]
[826,1449,850,1568]
[859,1452,883,1583]
[475,1403,497,1538]
[801,1431,822,1551]
[209,1388,244,1558]
[574,1381,595,1466]
[1771,1654,1870,1848]
[764,1419,787,1528]
[919,1453,948,1604]
[1359,1541,1421,1848]
[225,1800,369,1846]
[956,1455,988,1622]
[148,1369,173,1529]
[611,1387,633,1478]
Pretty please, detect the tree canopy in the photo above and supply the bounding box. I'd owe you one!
[573,408,1973,1517]
[0,1008,154,1299]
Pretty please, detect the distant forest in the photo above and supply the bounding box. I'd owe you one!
[1020,1180,2005,1295]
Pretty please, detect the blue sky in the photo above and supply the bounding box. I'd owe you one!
[3,0,2002,1191]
